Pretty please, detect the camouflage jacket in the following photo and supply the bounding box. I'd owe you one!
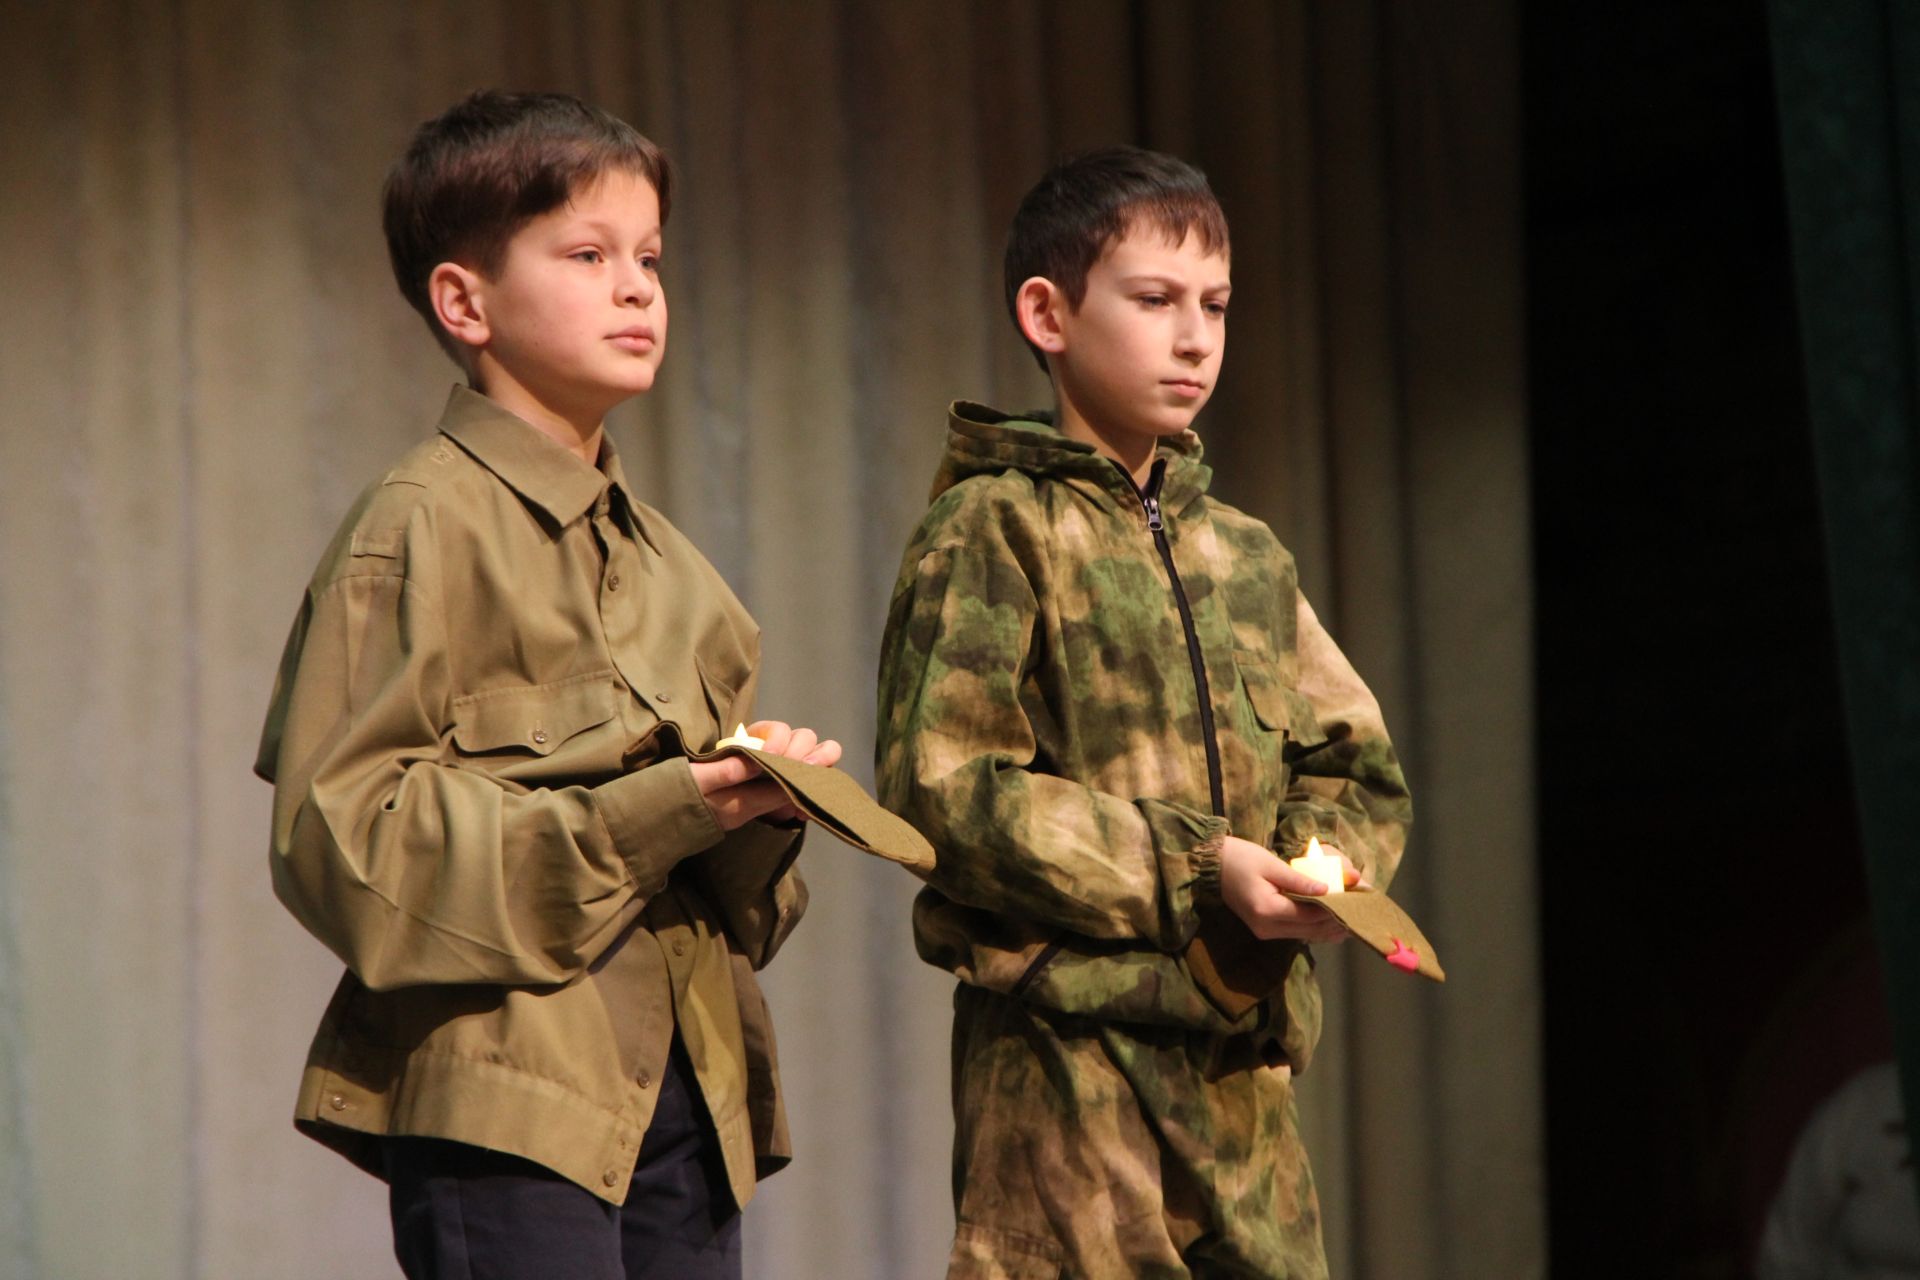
[876,403,1411,1067]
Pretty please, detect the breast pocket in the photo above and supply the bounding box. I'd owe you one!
[1235,655,1329,756]
[450,669,623,781]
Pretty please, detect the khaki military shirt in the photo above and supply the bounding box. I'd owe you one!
[256,386,805,1206]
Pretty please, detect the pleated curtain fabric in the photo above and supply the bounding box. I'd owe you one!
[0,2,1537,1276]
[1767,0,1920,1201]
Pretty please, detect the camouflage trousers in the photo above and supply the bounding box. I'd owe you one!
[946,984,1328,1280]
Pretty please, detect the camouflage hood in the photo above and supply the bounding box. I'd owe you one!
[876,399,1411,1060]
[930,401,1211,512]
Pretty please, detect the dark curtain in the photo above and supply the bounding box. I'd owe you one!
[1767,0,1920,1183]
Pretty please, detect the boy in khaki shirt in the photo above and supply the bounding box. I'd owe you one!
[256,90,835,1279]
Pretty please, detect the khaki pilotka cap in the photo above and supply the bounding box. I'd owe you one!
[674,728,936,873]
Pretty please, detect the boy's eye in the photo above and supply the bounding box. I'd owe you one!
[572,249,605,265]
[640,253,661,272]
[1205,301,1229,318]
[1138,294,1170,308]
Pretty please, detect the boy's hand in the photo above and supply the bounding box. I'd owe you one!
[1218,835,1353,943]
[746,721,842,823]
[689,720,842,830]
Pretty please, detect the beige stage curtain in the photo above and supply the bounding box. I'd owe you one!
[0,2,1536,1276]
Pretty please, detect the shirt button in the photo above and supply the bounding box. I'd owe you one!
[328,1093,347,1111]
[607,574,621,591]
[603,1168,620,1187]
[531,729,549,745]
[656,691,672,703]
[672,940,686,957]
[638,1069,652,1088]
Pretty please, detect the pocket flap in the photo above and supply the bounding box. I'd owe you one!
[451,670,618,755]
[1237,656,1328,750]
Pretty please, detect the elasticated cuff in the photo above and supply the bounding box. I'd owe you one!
[1138,799,1232,949]
[1188,827,1226,906]
[592,757,727,890]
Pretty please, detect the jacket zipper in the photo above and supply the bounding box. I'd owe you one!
[1139,465,1226,818]
[1012,462,1224,1000]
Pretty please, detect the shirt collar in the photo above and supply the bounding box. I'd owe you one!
[435,385,649,535]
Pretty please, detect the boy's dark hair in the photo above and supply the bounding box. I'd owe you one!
[1003,146,1229,372]
[383,89,672,361]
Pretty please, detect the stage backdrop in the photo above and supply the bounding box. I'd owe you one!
[0,2,1536,1277]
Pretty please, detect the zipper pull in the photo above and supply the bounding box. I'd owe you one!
[1144,493,1164,532]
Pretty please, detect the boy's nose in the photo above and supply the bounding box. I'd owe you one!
[1175,309,1216,360]
[616,266,656,306]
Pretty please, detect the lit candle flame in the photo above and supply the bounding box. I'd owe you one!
[1294,835,1345,894]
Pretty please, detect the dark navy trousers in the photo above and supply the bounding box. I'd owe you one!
[383,1036,742,1280]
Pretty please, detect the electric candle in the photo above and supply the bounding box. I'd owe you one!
[715,723,766,750]
[1290,835,1346,894]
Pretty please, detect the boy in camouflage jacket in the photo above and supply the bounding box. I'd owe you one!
[876,148,1413,1278]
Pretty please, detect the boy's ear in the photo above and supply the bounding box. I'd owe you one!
[428,262,490,350]
[1014,276,1069,358]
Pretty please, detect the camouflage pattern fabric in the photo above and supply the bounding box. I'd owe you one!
[948,986,1324,1280]
[876,403,1412,1277]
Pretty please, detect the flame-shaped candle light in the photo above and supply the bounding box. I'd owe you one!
[715,723,766,750]
[1290,835,1346,894]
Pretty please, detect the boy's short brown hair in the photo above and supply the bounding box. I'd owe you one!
[383,90,672,361]
[1003,146,1229,372]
